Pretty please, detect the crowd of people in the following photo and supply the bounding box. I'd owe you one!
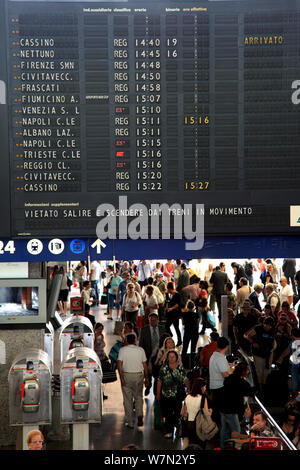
[53,258,300,450]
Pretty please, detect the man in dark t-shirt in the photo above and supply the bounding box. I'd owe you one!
[220,362,255,448]
[244,317,275,395]
[233,300,257,354]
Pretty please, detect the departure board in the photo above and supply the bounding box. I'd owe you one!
[1,0,300,238]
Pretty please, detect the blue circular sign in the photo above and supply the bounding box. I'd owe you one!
[69,239,86,254]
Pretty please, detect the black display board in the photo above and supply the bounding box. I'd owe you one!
[1,0,300,238]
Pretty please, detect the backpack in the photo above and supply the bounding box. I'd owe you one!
[123,292,141,308]
[154,288,164,305]
[244,261,253,276]
[269,292,280,314]
[195,395,219,441]
[260,270,267,284]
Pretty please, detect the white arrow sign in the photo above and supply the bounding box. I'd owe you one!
[91,239,107,254]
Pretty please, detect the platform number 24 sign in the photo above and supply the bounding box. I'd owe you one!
[0,240,16,255]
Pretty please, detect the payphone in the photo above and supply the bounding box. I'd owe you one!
[59,316,94,363]
[71,361,90,412]
[60,347,103,450]
[60,347,102,424]
[8,348,52,429]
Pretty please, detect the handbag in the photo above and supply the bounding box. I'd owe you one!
[100,356,118,383]
[102,369,118,384]
[207,310,216,328]
[195,395,218,441]
[89,287,95,297]
[67,277,73,288]
[109,341,123,366]
[154,399,163,430]
[113,320,125,335]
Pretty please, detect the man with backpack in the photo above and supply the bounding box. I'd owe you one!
[244,259,256,287]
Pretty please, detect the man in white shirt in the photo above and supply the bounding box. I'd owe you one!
[137,260,152,287]
[204,264,214,283]
[189,259,204,280]
[279,277,294,307]
[89,260,101,306]
[117,333,149,428]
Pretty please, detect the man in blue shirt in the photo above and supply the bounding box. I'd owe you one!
[209,336,230,424]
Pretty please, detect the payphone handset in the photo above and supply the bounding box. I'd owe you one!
[69,338,84,349]
[69,325,84,350]
[71,358,90,411]
[21,360,40,413]
[72,325,84,338]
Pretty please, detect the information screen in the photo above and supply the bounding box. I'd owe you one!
[1,0,300,238]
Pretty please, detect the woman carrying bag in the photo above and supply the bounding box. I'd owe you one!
[121,282,142,334]
[156,349,189,439]
[181,377,212,449]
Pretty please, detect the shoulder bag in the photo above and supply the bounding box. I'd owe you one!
[195,394,218,441]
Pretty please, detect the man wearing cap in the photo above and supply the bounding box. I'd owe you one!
[156,273,167,297]
[233,300,257,354]
[139,312,165,396]
[118,333,149,428]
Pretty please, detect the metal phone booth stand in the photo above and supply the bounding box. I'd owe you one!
[60,347,103,450]
[8,348,52,450]
[59,315,94,363]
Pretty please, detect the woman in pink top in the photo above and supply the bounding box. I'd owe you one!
[257,258,266,273]
[163,260,175,281]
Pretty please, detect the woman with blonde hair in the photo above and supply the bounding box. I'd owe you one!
[155,336,181,367]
